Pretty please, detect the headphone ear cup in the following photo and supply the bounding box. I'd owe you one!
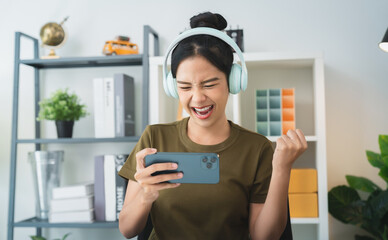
[164,71,173,97]
[166,71,179,99]
[241,66,248,91]
[229,64,242,94]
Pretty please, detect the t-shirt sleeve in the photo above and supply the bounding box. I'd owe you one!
[249,140,274,203]
[118,125,153,181]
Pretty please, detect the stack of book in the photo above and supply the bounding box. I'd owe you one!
[94,154,128,222]
[49,183,95,223]
[93,73,135,138]
[288,168,318,218]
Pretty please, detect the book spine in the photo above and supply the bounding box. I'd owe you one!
[114,74,124,137]
[49,209,94,223]
[115,154,128,220]
[122,74,135,136]
[104,155,116,221]
[50,195,94,213]
[94,156,105,221]
[52,183,94,199]
[114,73,135,137]
[93,78,105,138]
[103,77,115,138]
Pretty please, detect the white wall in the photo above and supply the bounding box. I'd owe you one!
[1,0,388,239]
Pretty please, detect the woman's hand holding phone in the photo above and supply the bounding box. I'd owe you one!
[133,148,183,204]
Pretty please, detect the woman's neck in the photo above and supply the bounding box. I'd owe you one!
[187,116,231,145]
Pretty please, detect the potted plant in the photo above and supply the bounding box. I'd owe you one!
[30,232,71,240]
[37,88,88,138]
[328,135,388,240]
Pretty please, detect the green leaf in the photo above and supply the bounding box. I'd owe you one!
[360,191,388,239]
[30,236,46,240]
[367,151,384,169]
[62,233,71,240]
[379,167,388,184]
[360,190,388,239]
[355,235,376,240]
[346,175,382,193]
[383,156,388,167]
[369,190,388,219]
[379,135,388,158]
[37,88,88,121]
[328,185,363,224]
[383,225,388,240]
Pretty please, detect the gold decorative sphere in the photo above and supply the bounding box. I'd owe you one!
[40,22,65,47]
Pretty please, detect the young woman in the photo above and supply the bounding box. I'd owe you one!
[118,12,307,240]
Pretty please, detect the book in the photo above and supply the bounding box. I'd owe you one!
[52,183,94,200]
[50,195,94,213]
[114,73,135,137]
[94,154,128,221]
[93,74,135,138]
[103,77,115,138]
[115,154,128,220]
[104,155,116,221]
[93,78,105,138]
[101,154,128,221]
[94,155,105,221]
[49,209,95,223]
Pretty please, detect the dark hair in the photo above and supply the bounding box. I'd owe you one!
[171,12,233,89]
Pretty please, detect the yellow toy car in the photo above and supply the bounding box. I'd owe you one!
[103,36,139,55]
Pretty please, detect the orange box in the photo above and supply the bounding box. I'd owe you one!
[282,88,295,96]
[289,193,318,217]
[289,169,317,193]
[282,121,295,135]
[282,96,294,108]
[282,108,295,121]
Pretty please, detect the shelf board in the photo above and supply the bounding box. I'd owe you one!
[14,217,319,228]
[291,218,320,224]
[19,54,144,69]
[14,217,118,228]
[16,136,140,144]
[267,135,318,142]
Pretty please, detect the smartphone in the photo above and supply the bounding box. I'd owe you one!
[144,152,219,184]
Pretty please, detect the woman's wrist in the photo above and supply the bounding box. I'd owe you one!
[272,159,292,175]
[271,163,292,180]
[138,188,156,207]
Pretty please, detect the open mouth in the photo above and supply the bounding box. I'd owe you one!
[192,105,214,119]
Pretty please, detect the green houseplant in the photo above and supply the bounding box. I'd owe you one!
[37,88,88,138]
[328,135,388,240]
[30,232,71,240]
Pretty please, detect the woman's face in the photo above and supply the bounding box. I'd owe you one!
[176,55,229,129]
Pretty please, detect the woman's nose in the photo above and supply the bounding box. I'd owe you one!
[192,87,206,103]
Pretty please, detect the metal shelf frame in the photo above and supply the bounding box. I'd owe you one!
[14,218,118,229]
[7,25,159,240]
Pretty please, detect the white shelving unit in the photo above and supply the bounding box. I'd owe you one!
[149,52,328,240]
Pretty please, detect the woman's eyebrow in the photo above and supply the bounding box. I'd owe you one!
[176,80,191,85]
[202,78,219,84]
[176,78,219,85]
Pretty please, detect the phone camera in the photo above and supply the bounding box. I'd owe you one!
[202,157,208,163]
[206,163,212,169]
[210,157,217,163]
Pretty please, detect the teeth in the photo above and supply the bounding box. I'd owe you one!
[193,106,212,112]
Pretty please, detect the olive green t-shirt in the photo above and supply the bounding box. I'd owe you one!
[118,117,273,240]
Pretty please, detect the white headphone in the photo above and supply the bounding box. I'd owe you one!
[163,27,248,99]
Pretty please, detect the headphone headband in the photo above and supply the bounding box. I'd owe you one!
[163,27,248,96]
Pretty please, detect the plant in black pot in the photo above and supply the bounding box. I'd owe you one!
[37,89,88,138]
[30,232,71,240]
[328,135,388,240]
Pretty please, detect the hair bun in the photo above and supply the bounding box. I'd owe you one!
[190,12,227,31]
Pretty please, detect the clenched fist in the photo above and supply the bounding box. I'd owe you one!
[272,129,308,172]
